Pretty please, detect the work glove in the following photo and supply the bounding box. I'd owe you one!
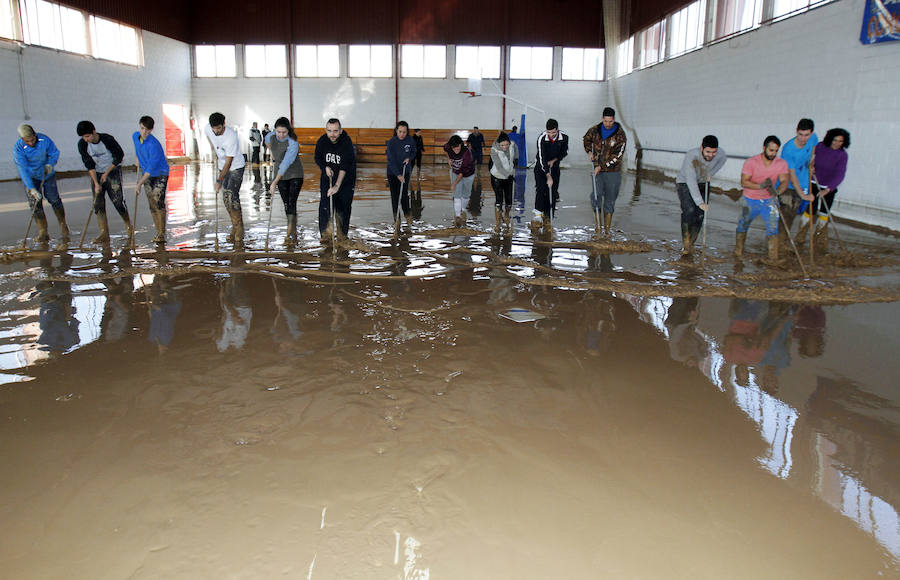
[28,188,42,201]
[44,164,53,175]
[761,178,773,189]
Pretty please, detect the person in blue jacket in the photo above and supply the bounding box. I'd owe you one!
[132,116,170,244]
[14,124,69,243]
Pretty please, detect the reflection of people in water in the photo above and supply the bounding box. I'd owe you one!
[664,297,708,367]
[100,250,134,342]
[723,299,794,393]
[148,275,182,353]
[36,253,78,354]
[582,292,615,355]
[793,305,826,358]
[270,279,304,352]
[216,274,253,352]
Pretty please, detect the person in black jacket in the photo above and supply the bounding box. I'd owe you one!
[76,120,131,243]
[532,118,568,231]
[412,128,425,183]
[314,118,356,242]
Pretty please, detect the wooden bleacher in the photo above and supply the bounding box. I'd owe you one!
[293,127,501,165]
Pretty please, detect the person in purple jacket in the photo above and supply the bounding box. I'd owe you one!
[443,134,475,228]
[796,128,850,243]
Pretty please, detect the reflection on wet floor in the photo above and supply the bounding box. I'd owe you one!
[0,162,899,576]
[0,257,898,576]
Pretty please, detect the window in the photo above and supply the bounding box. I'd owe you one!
[638,20,666,68]
[509,46,552,80]
[561,47,604,80]
[454,45,501,79]
[195,45,236,77]
[245,44,286,77]
[401,44,445,78]
[348,44,392,77]
[20,0,87,54]
[90,16,139,65]
[772,0,823,20]
[713,0,762,40]
[2,0,17,40]
[295,44,339,77]
[615,37,634,77]
[669,0,706,58]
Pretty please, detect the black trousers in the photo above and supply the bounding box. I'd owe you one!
[534,164,560,214]
[490,175,514,208]
[318,177,354,235]
[277,177,303,215]
[388,174,411,218]
[676,182,707,240]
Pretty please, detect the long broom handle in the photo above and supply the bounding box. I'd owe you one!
[768,187,808,277]
[78,183,99,248]
[21,175,46,248]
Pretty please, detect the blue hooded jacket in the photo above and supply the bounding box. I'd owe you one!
[14,133,60,190]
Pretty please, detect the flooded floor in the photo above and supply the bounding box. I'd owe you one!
[0,163,898,578]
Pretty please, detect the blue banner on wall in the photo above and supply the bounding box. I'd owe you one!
[860,0,900,44]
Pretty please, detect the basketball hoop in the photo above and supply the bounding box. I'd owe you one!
[459,91,478,98]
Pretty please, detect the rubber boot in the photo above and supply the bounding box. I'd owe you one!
[405,213,413,228]
[542,212,552,233]
[231,210,244,244]
[767,235,779,262]
[503,206,511,231]
[321,216,333,245]
[681,232,693,256]
[794,219,810,247]
[152,209,167,244]
[593,210,601,233]
[460,210,467,225]
[53,206,70,240]
[494,206,502,232]
[93,212,110,244]
[335,214,347,241]
[735,232,747,259]
[814,215,829,249]
[122,213,134,243]
[35,214,50,242]
[603,212,613,237]
[284,214,297,246]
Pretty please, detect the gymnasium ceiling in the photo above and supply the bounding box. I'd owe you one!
[61,0,689,47]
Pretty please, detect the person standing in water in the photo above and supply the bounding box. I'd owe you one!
[385,120,417,228]
[489,132,516,231]
[583,107,626,236]
[267,117,304,246]
[314,118,356,242]
[14,124,69,243]
[203,112,247,244]
[412,128,425,183]
[77,120,132,244]
[532,118,568,232]
[443,134,475,228]
[132,115,170,244]
[675,134,727,256]
[735,135,791,261]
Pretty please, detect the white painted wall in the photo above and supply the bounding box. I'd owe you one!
[0,31,192,180]
[609,0,900,230]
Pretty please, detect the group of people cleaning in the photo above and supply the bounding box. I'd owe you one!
[676,117,850,261]
[13,110,849,264]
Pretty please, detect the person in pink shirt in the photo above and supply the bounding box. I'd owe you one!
[735,135,791,261]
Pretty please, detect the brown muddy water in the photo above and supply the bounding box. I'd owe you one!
[0,162,898,578]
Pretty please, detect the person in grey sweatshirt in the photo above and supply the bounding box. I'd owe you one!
[489,132,516,231]
[675,134,727,256]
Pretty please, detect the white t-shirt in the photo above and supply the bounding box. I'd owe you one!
[204,124,246,171]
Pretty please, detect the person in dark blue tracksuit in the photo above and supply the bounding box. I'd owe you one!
[385,120,417,227]
[314,118,356,242]
[532,118,568,230]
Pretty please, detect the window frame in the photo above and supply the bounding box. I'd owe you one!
[347,44,393,78]
[454,45,501,79]
[508,45,553,80]
[194,44,237,78]
[89,14,141,66]
[244,44,287,78]
[400,44,446,79]
[294,44,340,78]
[561,47,605,81]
